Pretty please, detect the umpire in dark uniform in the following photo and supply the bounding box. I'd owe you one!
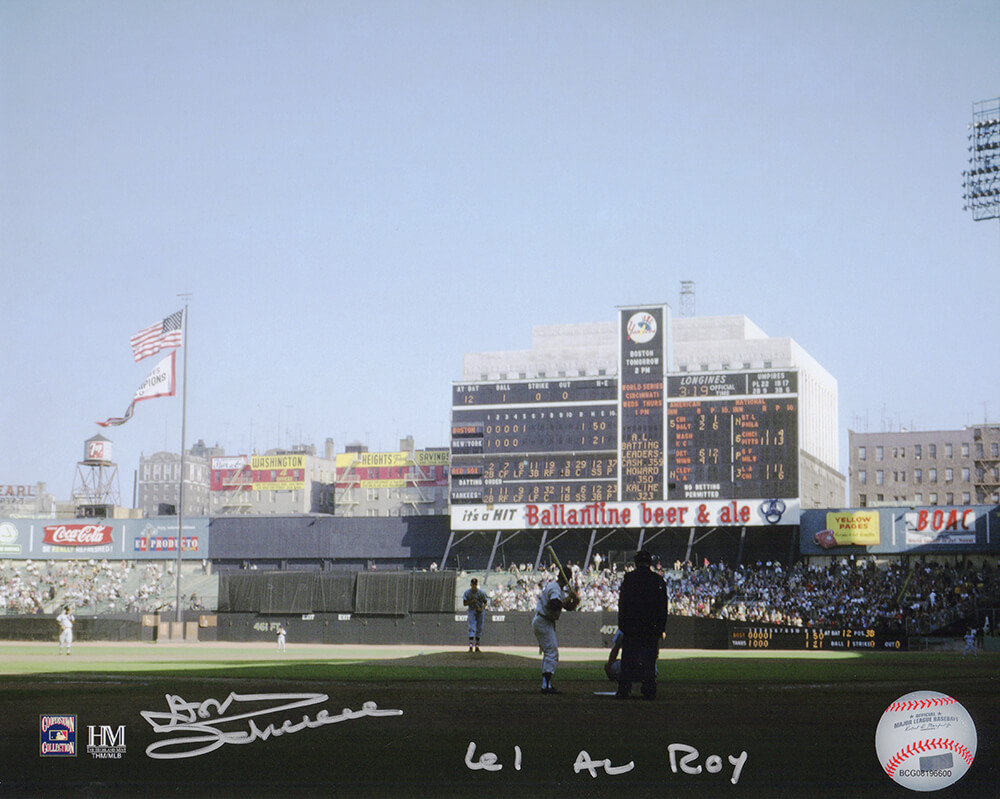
[615,549,668,700]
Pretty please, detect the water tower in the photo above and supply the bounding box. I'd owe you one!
[72,434,121,517]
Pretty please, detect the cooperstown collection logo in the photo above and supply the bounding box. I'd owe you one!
[40,716,126,759]
[40,715,77,757]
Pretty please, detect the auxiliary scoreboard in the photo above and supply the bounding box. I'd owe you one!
[730,625,907,651]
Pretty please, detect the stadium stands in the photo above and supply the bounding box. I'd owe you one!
[0,559,218,616]
[2,555,996,637]
[473,555,1000,636]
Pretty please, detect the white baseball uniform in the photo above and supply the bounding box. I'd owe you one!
[277,626,287,652]
[57,610,74,654]
[532,580,568,678]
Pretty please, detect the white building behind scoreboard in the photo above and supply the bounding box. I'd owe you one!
[462,314,844,508]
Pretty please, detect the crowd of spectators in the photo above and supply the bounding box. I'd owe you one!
[0,559,179,615]
[479,555,1000,635]
[3,554,997,635]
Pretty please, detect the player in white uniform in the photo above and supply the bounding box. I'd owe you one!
[462,578,488,652]
[277,624,287,652]
[56,606,74,655]
[531,573,578,693]
[962,627,977,657]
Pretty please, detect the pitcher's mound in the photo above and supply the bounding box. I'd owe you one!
[376,650,535,667]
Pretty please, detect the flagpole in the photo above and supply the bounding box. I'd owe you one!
[175,296,190,626]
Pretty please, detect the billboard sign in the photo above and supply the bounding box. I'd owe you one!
[251,454,306,490]
[812,511,881,549]
[212,454,307,492]
[0,518,209,560]
[42,524,115,548]
[337,450,449,488]
[212,456,249,471]
[903,508,978,546]
[800,506,998,555]
[451,497,801,531]
[211,456,251,492]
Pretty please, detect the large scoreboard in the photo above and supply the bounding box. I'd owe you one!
[450,305,800,530]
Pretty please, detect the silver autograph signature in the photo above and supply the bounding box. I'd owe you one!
[140,693,403,759]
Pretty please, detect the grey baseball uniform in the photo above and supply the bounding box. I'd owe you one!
[463,584,488,649]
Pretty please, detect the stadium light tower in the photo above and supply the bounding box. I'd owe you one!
[680,280,696,317]
[963,97,1000,222]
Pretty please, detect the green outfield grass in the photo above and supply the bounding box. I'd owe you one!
[0,640,993,683]
[3,641,995,798]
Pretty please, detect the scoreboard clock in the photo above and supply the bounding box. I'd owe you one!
[729,625,907,651]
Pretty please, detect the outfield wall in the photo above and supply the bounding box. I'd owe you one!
[0,612,911,651]
[0,614,143,642]
[217,569,456,614]
[215,610,731,650]
[0,610,727,648]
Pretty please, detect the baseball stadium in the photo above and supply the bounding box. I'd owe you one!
[1,508,997,798]
[3,308,998,796]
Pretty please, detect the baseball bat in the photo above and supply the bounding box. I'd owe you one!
[545,545,571,585]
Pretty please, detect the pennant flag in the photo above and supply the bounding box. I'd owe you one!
[97,352,177,427]
[130,309,183,362]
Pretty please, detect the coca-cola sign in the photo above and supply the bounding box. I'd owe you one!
[42,524,114,547]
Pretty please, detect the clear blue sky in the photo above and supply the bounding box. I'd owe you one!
[3,1,999,501]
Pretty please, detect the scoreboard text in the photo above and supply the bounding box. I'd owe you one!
[730,624,906,651]
[451,379,618,505]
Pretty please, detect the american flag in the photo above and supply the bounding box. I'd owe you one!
[130,310,183,362]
